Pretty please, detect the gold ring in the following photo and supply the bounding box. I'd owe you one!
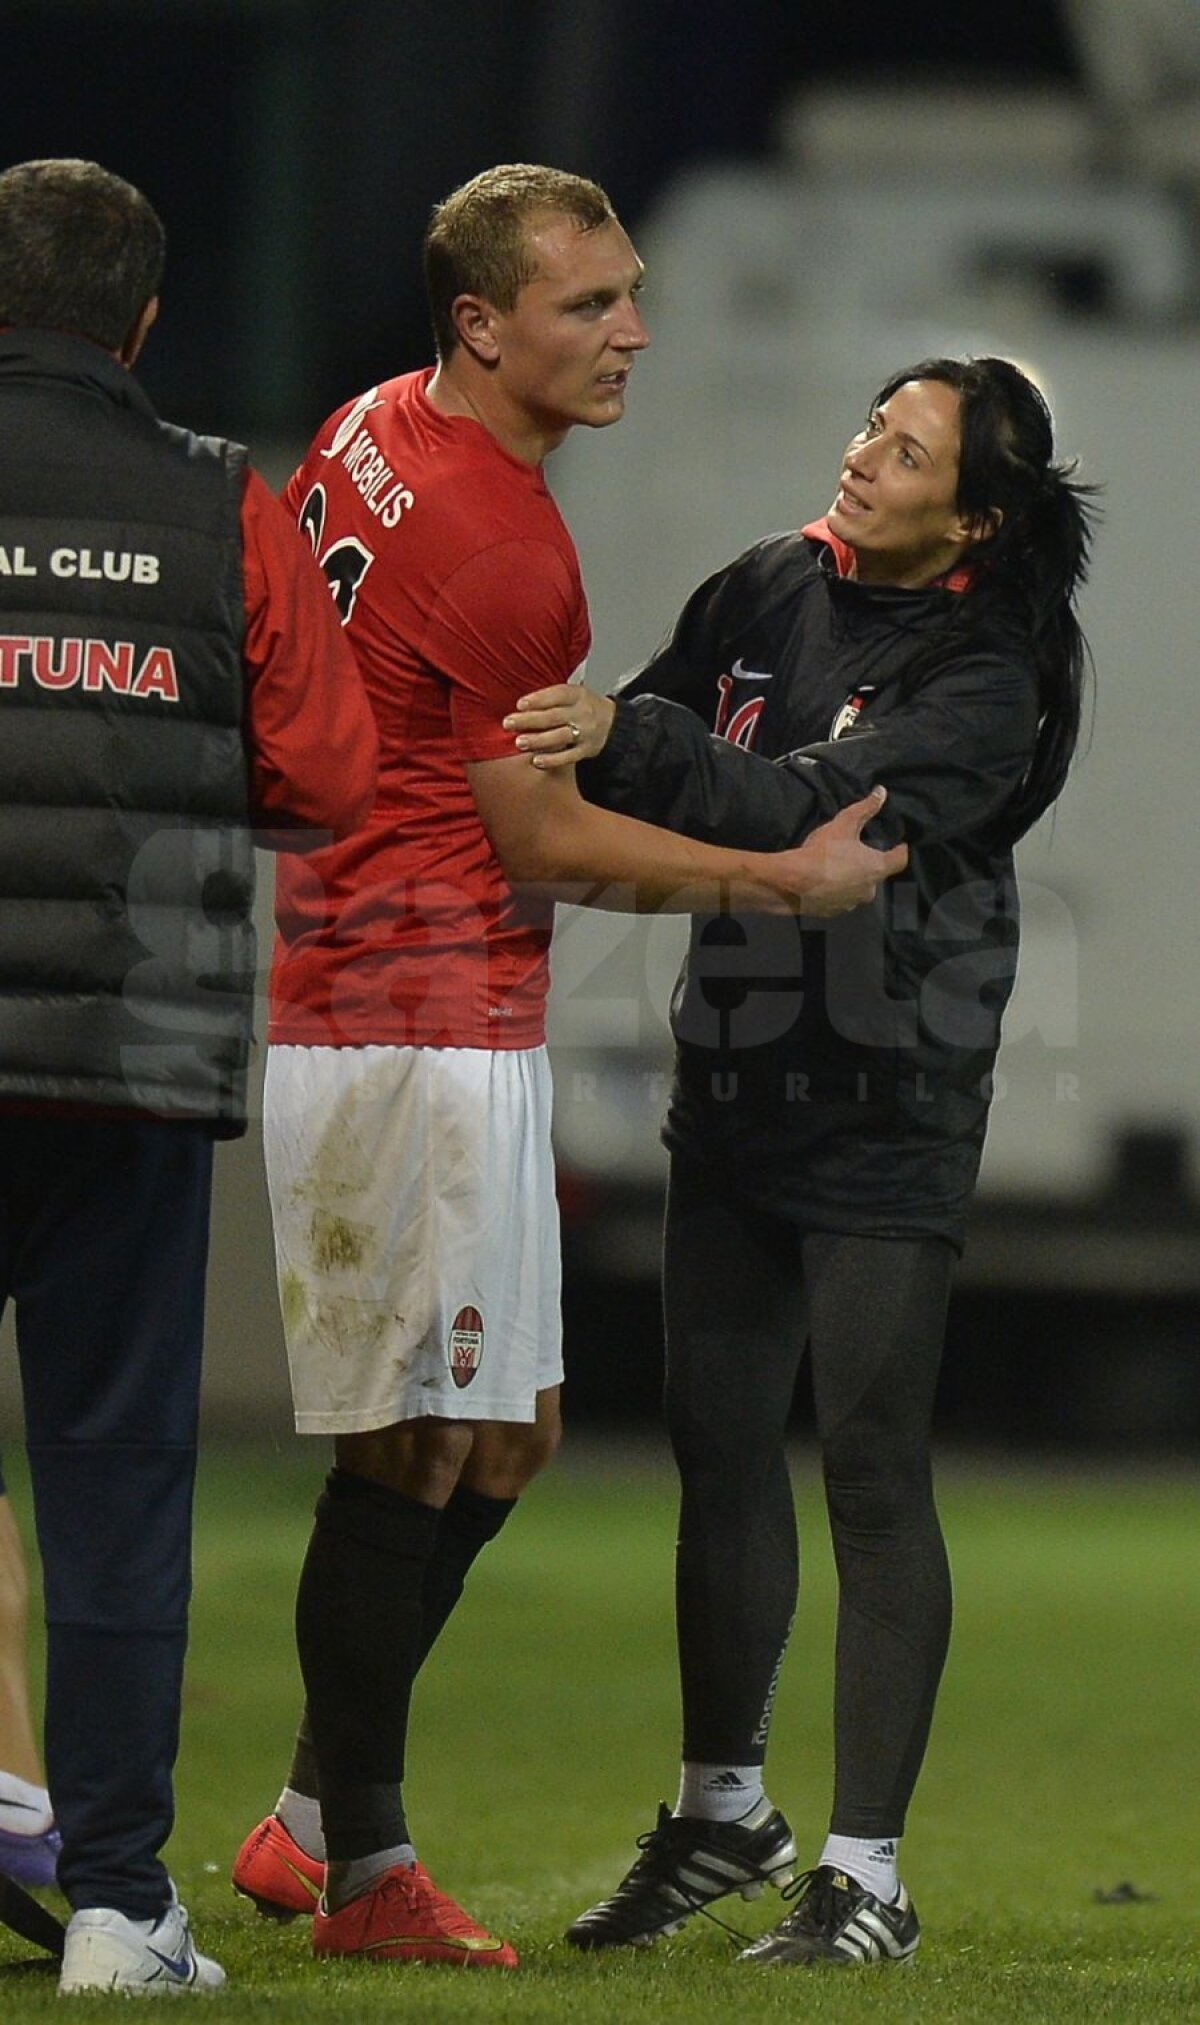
[568,721,582,743]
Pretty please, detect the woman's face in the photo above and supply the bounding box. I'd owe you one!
[826,379,980,588]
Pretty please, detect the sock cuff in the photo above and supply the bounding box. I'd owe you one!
[441,1483,517,1541]
[316,1468,441,1555]
[0,1770,50,1813]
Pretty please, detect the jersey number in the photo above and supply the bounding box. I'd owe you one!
[297,482,374,624]
[714,674,765,751]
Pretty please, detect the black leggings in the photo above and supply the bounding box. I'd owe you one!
[663,1158,955,1838]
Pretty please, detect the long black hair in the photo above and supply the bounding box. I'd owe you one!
[873,355,1100,841]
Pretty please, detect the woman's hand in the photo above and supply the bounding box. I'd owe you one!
[504,685,616,769]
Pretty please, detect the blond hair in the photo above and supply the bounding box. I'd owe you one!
[424,163,616,359]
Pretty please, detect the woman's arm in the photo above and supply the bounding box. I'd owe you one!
[507,651,1039,853]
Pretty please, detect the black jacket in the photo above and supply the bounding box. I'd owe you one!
[580,528,1043,1244]
[0,329,255,1131]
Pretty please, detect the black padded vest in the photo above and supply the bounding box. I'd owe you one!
[0,329,255,1132]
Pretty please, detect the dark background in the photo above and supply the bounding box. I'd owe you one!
[4,0,1079,436]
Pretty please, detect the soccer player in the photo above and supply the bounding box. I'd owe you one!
[231,163,905,1970]
[0,157,378,1994]
[0,1484,59,1890]
[510,357,1098,1967]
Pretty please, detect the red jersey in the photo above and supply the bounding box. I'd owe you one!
[268,369,591,1049]
[241,467,377,839]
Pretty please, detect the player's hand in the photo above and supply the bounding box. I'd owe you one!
[505,685,616,768]
[758,787,908,916]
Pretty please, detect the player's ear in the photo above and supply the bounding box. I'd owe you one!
[955,505,1002,548]
[120,295,158,368]
[451,293,501,366]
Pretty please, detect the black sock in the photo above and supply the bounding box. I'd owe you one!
[415,1483,516,1669]
[285,1484,516,1818]
[295,1467,439,1860]
[284,1712,319,1802]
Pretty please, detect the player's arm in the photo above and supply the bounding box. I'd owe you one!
[241,468,378,845]
[466,753,906,918]
[505,650,1039,853]
[441,534,902,912]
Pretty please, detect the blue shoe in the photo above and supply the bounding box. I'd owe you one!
[0,1819,60,1889]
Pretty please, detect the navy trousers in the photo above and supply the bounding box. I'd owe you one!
[0,1113,213,1915]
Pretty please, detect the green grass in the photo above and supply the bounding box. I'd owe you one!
[1,1440,1197,2020]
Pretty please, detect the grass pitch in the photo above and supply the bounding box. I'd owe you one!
[1,1438,1196,2020]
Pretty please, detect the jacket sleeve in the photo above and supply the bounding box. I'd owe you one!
[581,539,1041,852]
[584,653,1039,851]
[240,467,378,844]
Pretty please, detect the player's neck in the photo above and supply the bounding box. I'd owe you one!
[426,360,564,468]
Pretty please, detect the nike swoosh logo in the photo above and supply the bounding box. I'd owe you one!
[280,1856,322,1902]
[147,1947,196,1981]
[730,658,773,682]
[363,1934,507,1954]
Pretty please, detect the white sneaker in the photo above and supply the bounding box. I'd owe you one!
[58,1888,224,1995]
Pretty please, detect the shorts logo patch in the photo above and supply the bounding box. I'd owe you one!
[448,1305,484,1388]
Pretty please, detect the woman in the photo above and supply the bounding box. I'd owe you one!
[507,358,1098,1967]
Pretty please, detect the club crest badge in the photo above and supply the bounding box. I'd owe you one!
[829,692,866,741]
[448,1305,484,1388]
[830,684,876,739]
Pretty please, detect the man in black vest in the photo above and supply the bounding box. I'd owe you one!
[0,157,378,1994]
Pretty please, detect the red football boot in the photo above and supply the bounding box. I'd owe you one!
[312,1860,518,1968]
[232,1814,324,1921]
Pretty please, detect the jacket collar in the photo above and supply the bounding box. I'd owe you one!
[0,326,157,423]
[801,514,975,594]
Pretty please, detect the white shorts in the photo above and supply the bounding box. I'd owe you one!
[263,1044,563,1433]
